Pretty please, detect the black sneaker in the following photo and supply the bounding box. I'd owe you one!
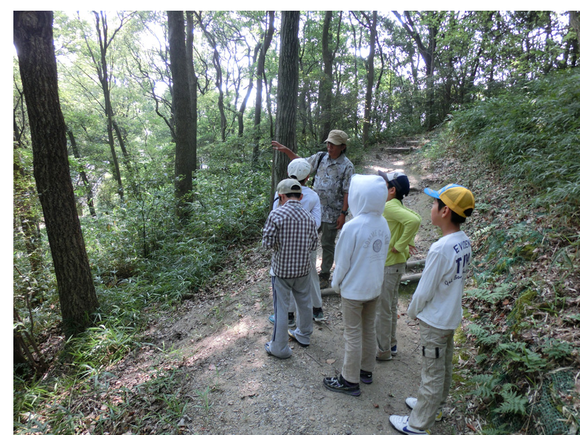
[313,307,326,322]
[323,375,361,396]
[360,370,373,384]
[268,313,296,328]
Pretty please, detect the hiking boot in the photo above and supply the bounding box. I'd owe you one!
[389,415,430,434]
[313,307,326,322]
[391,345,398,356]
[268,313,296,328]
[288,329,309,347]
[405,397,442,422]
[360,370,373,384]
[323,374,361,396]
[319,273,331,289]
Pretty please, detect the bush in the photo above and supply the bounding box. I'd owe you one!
[448,69,580,217]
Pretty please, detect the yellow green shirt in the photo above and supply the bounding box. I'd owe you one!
[383,198,421,266]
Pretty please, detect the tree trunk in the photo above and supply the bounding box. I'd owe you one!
[271,11,300,206]
[319,11,334,143]
[14,117,43,274]
[91,12,124,200]
[253,11,275,157]
[67,129,97,217]
[168,11,196,212]
[14,11,99,336]
[362,11,377,146]
[195,12,227,142]
[392,11,441,130]
[185,11,198,171]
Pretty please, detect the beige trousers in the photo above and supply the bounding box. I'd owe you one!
[375,263,405,357]
[340,296,379,384]
[408,320,454,431]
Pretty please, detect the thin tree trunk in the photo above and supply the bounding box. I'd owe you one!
[14,11,99,336]
[362,11,377,146]
[253,11,275,164]
[319,11,334,143]
[195,12,227,142]
[67,129,97,217]
[14,118,43,273]
[185,11,198,171]
[92,12,124,200]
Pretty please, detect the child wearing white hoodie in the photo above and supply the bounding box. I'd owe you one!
[323,174,391,396]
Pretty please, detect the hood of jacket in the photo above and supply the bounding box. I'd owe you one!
[348,174,388,218]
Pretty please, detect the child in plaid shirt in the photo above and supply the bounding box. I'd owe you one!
[262,178,318,359]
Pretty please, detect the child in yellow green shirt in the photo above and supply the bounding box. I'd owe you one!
[376,171,421,361]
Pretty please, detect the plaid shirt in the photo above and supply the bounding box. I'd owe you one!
[262,200,318,279]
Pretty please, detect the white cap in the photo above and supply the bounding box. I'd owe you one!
[287,158,312,182]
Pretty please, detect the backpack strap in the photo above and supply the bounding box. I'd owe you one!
[310,152,327,187]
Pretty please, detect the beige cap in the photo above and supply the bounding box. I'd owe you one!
[277,178,302,195]
[324,130,348,146]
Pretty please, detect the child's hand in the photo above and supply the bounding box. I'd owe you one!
[390,247,400,254]
[409,245,418,256]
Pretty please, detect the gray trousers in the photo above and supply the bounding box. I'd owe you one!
[375,263,405,358]
[289,250,322,312]
[268,275,313,358]
[340,296,379,384]
[409,320,454,430]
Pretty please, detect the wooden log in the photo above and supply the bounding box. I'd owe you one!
[406,259,425,269]
[321,271,423,296]
[400,272,422,283]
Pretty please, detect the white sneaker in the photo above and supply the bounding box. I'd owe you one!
[389,415,430,434]
[405,397,443,422]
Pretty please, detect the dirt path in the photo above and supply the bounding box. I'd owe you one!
[133,147,468,434]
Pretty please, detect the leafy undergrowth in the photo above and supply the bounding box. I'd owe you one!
[410,126,580,434]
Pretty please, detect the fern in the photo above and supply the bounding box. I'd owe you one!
[468,323,502,346]
[495,384,528,415]
[495,342,547,372]
[465,284,512,305]
[471,374,500,399]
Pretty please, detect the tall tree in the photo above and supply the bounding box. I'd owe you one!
[362,11,377,146]
[319,11,341,143]
[167,11,196,211]
[195,11,228,142]
[271,11,300,204]
[80,11,132,200]
[393,11,443,130]
[185,11,198,169]
[253,10,275,157]
[14,11,98,336]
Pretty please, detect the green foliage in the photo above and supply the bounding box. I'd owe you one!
[66,323,138,377]
[465,283,511,305]
[448,69,580,217]
[496,384,529,415]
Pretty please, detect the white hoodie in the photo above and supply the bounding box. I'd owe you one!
[332,175,391,301]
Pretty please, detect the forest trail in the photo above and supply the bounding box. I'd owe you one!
[114,144,472,435]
